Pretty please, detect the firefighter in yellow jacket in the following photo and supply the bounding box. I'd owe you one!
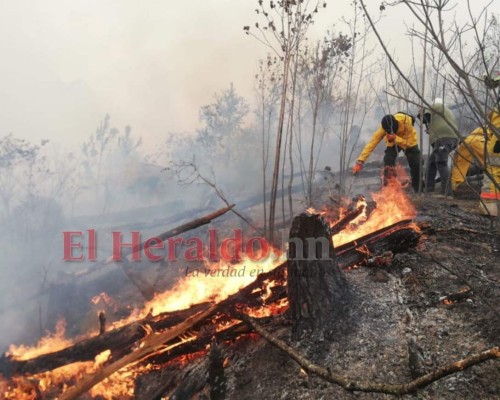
[450,108,500,193]
[352,113,422,192]
[480,108,500,216]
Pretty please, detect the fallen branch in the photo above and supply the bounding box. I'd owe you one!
[422,253,499,317]
[239,314,500,396]
[59,303,220,400]
[330,203,365,235]
[117,204,236,260]
[440,288,473,305]
[0,303,210,377]
[57,263,287,399]
[335,220,421,268]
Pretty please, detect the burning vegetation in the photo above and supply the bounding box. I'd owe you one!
[4,175,497,400]
[0,177,424,399]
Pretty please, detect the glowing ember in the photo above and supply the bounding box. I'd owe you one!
[247,298,289,318]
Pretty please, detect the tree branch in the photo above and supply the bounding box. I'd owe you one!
[239,313,500,395]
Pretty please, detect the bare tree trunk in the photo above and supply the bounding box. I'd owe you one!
[261,94,268,235]
[307,105,320,206]
[287,45,300,224]
[269,58,291,243]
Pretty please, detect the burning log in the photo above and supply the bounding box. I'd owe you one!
[0,263,287,398]
[288,213,350,340]
[59,262,288,400]
[440,288,473,306]
[330,202,366,235]
[335,220,421,268]
[0,303,210,377]
[59,303,223,400]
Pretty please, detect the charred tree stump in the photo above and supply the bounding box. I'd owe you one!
[288,213,350,340]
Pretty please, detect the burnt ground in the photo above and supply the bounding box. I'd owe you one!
[217,195,500,400]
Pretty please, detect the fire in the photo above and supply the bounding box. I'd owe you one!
[247,298,289,318]
[331,168,417,247]
[143,251,286,317]
[2,250,287,399]
[7,319,73,361]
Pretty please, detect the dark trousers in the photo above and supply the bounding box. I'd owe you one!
[426,137,458,194]
[383,145,422,192]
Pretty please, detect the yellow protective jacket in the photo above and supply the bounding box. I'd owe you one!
[469,108,500,139]
[480,108,500,213]
[357,113,418,163]
[451,108,500,190]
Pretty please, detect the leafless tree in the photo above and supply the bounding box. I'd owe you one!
[245,0,326,242]
[298,31,352,204]
[336,1,378,196]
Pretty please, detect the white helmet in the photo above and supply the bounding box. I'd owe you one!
[433,97,443,104]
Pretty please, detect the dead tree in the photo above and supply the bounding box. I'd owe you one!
[287,213,350,340]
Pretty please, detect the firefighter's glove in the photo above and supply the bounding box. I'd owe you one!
[386,133,397,143]
[352,161,364,175]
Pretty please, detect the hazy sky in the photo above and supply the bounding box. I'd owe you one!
[0,0,496,151]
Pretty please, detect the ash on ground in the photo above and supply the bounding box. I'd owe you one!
[220,196,499,400]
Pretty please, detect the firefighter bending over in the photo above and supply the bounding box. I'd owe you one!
[352,113,422,192]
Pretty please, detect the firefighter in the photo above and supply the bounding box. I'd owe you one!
[423,98,459,195]
[450,108,500,192]
[479,108,500,216]
[352,113,422,192]
[450,128,488,192]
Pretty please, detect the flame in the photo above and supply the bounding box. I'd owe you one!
[3,250,286,399]
[247,298,289,318]
[143,251,286,316]
[7,319,73,361]
[332,169,417,247]
[3,349,153,399]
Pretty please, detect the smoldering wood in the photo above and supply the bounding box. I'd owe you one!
[335,220,421,268]
[59,303,223,400]
[287,213,350,341]
[57,260,290,400]
[330,204,365,235]
[440,288,473,304]
[135,317,275,400]
[144,318,273,367]
[329,199,377,236]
